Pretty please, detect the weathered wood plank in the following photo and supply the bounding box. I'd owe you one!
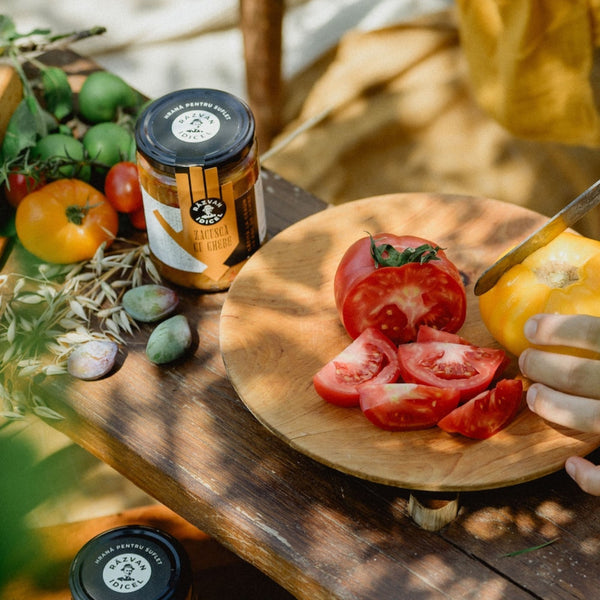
[2,48,596,600]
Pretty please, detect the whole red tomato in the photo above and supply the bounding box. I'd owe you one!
[3,172,45,208]
[334,233,466,345]
[129,206,146,230]
[104,161,143,213]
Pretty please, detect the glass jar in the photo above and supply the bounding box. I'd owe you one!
[135,88,267,291]
[69,525,194,599]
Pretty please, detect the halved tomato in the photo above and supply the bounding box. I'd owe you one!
[333,234,466,345]
[416,325,470,345]
[397,341,507,402]
[313,328,400,407]
[437,379,523,439]
[359,383,460,431]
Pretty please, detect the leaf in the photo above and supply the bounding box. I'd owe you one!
[68,299,88,321]
[368,233,443,268]
[1,99,40,160]
[42,66,73,120]
[0,15,17,44]
[14,293,43,304]
[0,411,25,420]
[42,364,67,376]
[32,404,64,420]
[502,537,559,557]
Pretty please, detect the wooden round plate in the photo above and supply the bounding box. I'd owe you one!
[220,193,600,491]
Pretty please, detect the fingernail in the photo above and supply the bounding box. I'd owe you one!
[565,458,577,479]
[526,385,538,411]
[523,317,538,341]
[518,350,527,374]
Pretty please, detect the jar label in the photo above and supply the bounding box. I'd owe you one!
[102,553,152,593]
[141,166,266,280]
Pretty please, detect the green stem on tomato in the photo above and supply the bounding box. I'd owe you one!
[368,233,443,268]
[65,198,101,225]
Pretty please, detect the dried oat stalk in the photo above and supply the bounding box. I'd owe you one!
[0,240,161,420]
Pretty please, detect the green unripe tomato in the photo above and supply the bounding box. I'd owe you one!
[83,123,135,168]
[78,71,141,123]
[32,133,90,181]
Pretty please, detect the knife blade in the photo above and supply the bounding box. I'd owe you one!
[474,179,600,296]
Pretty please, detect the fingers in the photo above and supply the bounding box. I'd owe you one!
[524,313,600,353]
[525,383,600,432]
[519,348,600,399]
[565,456,600,496]
[521,314,600,496]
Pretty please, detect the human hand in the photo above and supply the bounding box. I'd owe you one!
[518,313,600,495]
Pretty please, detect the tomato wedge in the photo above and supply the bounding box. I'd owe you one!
[334,234,466,345]
[313,328,400,407]
[359,383,460,431]
[397,341,507,402]
[437,379,524,439]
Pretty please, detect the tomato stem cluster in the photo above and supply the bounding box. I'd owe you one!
[368,233,442,268]
[65,197,102,225]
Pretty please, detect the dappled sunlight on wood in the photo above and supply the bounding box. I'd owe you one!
[221,193,600,492]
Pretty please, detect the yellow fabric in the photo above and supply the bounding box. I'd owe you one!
[455,0,600,145]
[264,10,600,239]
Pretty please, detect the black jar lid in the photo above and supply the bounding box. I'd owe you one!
[135,88,255,172]
[69,525,192,600]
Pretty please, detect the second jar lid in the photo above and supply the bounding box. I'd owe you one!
[69,524,192,600]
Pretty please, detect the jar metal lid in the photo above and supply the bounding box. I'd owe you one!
[69,525,192,600]
[135,88,255,172]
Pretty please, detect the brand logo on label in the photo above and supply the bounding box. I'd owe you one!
[171,109,220,143]
[102,553,152,594]
[190,197,226,225]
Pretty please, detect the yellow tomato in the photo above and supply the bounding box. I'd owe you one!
[479,232,600,357]
[15,179,119,264]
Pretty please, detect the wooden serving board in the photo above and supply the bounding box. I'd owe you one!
[220,193,600,491]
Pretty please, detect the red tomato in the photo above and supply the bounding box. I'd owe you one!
[396,341,507,402]
[313,328,400,407]
[359,383,460,431]
[4,172,45,208]
[334,233,466,345]
[437,379,523,439]
[416,325,470,345]
[129,206,146,230]
[104,161,143,213]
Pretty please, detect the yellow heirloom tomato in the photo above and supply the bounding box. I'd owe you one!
[479,231,600,357]
[15,179,119,264]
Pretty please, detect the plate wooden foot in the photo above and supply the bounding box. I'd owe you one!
[408,492,460,531]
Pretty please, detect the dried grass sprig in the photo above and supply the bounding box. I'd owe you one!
[0,240,161,420]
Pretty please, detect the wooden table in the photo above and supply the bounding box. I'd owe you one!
[4,51,600,600]
[3,171,595,599]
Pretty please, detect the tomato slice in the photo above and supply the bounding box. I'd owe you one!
[396,341,507,402]
[359,383,460,431]
[437,379,524,439]
[416,325,470,345]
[339,263,466,345]
[313,328,400,407]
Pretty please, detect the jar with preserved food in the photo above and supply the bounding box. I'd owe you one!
[135,89,267,291]
[69,525,194,599]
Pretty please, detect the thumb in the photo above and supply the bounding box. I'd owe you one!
[565,456,600,496]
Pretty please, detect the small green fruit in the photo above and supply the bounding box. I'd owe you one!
[122,284,179,323]
[146,315,192,364]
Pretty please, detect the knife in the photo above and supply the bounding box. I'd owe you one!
[474,179,600,296]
